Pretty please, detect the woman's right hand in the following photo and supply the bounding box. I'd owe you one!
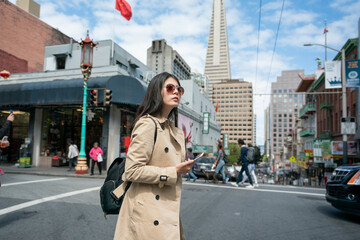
[176,160,195,175]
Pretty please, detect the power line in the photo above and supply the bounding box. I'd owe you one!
[265,0,286,92]
[253,91,342,96]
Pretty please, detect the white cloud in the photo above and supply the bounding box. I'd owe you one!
[39,2,90,40]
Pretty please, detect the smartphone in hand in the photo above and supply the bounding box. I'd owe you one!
[193,152,205,162]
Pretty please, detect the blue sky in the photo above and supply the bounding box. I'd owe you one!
[9,0,359,145]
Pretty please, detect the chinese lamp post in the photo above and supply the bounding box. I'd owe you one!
[75,30,97,174]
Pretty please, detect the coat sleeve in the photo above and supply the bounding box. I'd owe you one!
[124,118,177,187]
[0,121,11,139]
[237,148,246,165]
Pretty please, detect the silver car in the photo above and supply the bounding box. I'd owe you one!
[193,157,215,179]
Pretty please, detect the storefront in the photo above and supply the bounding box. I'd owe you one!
[0,74,146,169]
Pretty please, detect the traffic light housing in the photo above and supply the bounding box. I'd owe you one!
[90,89,98,106]
[104,89,112,106]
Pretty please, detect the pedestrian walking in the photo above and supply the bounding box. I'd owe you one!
[186,148,197,182]
[238,143,259,187]
[213,140,226,184]
[89,142,103,175]
[318,170,323,186]
[113,72,194,240]
[231,139,254,189]
[67,139,79,171]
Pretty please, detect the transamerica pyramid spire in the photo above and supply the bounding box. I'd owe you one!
[204,0,231,98]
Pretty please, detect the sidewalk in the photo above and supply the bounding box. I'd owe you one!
[0,164,106,179]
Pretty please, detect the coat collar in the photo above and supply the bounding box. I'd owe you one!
[147,114,168,124]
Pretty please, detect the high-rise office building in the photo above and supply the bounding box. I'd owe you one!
[147,39,191,80]
[213,79,253,144]
[270,70,305,163]
[253,114,257,146]
[204,0,231,98]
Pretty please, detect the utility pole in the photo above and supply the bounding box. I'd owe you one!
[341,48,348,165]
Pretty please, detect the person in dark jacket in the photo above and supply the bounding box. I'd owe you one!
[0,114,14,139]
[186,148,197,182]
[231,138,254,189]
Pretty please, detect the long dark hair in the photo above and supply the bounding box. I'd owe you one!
[133,72,180,129]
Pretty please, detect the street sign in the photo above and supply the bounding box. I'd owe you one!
[325,61,342,89]
[341,117,356,134]
[345,59,360,87]
[290,156,296,163]
[193,145,213,153]
[202,112,210,134]
[224,134,228,149]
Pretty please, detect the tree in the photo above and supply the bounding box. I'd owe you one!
[227,142,240,165]
[262,154,268,162]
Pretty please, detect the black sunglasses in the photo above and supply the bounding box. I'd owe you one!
[165,84,184,96]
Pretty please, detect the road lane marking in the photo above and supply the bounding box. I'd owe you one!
[253,184,326,191]
[1,178,67,187]
[0,186,100,216]
[183,182,325,197]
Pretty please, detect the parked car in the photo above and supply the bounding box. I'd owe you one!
[224,165,236,181]
[193,157,215,179]
[326,165,360,216]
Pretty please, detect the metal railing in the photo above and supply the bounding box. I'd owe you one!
[299,102,316,118]
[299,128,315,137]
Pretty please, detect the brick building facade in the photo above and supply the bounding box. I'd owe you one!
[0,0,70,73]
[313,38,358,163]
[0,49,28,73]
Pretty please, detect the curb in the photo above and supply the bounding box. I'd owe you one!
[3,170,105,179]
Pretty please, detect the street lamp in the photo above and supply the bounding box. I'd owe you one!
[75,30,98,175]
[304,43,347,164]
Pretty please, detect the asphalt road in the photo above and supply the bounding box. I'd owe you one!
[0,174,359,240]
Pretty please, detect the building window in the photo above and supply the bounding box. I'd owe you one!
[56,56,66,70]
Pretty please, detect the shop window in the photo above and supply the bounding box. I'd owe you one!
[40,108,104,159]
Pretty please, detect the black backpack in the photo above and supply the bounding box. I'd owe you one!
[100,117,157,218]
[222,151,229,163]
[246,147,255,163]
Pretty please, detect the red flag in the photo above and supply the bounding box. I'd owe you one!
[215,101,219,112]
[323,28,328,34]
[115,0,132,21]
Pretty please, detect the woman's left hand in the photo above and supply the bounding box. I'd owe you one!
[176,160,195,175]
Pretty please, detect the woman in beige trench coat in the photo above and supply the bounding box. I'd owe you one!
[113,72,196,240]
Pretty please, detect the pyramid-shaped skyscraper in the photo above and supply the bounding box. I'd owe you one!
[204,0,231,98]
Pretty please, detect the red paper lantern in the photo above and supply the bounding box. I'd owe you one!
[0,70,10,79]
